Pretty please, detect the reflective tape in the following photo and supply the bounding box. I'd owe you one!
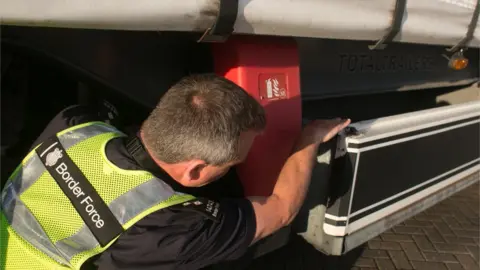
[6,123,119,197]
[55,226,97,262]
[110,178,175,224]
[58,123,119,150]
[1,123,122,264]
[55,178,176,260]
[2,122,188,265]
[1,185,69,266]
[5,155,44,197]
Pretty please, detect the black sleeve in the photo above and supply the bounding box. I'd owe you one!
[30,104,110,150]
[96,198,256,270]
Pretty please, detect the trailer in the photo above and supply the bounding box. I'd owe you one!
[1,0,479,268]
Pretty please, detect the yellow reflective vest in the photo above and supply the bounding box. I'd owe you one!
[0,122,194,270]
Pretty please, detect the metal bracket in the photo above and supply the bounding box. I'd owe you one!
[334,132,348,158]
[334,127,360,158]
[369,0,407,50]
[446,0,479,53]
[198,0,238,43]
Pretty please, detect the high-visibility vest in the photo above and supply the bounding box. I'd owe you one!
[0,122,194,270]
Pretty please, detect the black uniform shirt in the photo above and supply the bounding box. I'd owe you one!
[31,105,256,270]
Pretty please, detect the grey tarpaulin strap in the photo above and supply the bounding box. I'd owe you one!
[198,0,239,42]
[369,0,407,50]
[447,0,480,53]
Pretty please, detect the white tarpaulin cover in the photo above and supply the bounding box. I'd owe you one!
[0,0,478,48]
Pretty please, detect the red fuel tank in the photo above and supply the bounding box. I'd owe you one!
[213,36,302,196]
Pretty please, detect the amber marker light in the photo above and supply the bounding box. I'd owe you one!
[450,57,469,70]
[448,50,469,70]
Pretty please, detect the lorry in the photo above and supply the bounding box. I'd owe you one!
[1,0,479,268]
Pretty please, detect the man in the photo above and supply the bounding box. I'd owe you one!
[0,74,350,270]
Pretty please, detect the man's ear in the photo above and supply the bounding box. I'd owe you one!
[182,160,207,184]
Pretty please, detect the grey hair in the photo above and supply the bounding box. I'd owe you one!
[141,74,266,165]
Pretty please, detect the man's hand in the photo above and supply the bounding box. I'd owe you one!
[249,117,351,244]
[300,118,351,147]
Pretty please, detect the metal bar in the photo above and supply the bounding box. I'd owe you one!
[344,172,480,253]
[321,100,480,240]
[346,100,480,146]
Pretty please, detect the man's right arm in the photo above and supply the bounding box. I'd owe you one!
[249,118,350,244]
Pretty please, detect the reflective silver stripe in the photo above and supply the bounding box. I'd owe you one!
[55,178,177,260]
[110,178,175,224]
[8,154,45,195]
[1,182,69,266]
[6,123,120,197]
[58,123,119,149]
[55,226,97,261]
[1,123,122,264]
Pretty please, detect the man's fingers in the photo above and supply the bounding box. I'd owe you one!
[332,119,350,131]
[340,119,351,129]
[322,121,348,142]
[304,118,352,143]
[330,119,351,137]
